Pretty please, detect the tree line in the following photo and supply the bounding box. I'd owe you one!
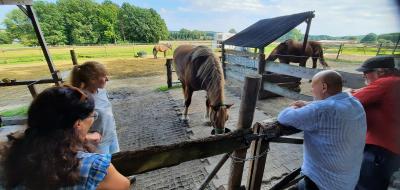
[168,29,214,40]
[277,29,399,45]
[0,0,169,45]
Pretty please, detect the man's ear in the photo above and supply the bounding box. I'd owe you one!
[322,82,328,93]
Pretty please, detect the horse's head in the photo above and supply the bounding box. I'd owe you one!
[210,103,233,134]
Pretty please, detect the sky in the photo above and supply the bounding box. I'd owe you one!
[0,0,399,36]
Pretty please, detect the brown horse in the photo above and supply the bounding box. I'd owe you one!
[153,43,172,59]
[267,39,329,69]
[173,45,232,134]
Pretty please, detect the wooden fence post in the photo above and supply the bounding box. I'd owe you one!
[166,59,173,88]
[376,43,383,56]
[228,74,262,190]
[28,84,38,98]
[392,37,399,55]
[222,43,226,79]
[246,124,269,190]
[70,50,78,65]
[336,43,343,60]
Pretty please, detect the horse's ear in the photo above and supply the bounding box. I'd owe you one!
[225,104,233,109]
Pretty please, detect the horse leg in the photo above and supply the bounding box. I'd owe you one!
[312,57,318,69]
[153,48,157,59]
[182,87,193,121]
[204,96,211,124]
[164,51,166,58]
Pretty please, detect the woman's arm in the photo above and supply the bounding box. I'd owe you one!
[97,163,130,190]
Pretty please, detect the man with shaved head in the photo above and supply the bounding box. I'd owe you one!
[278,70,367,190]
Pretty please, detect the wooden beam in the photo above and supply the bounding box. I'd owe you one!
[0,0,32,5]
[228,74,262,190]
[70,50,78,65]
[263,81,313,101]
[0,79,59,87]
[111,129,252,176]
[264,62,365,89]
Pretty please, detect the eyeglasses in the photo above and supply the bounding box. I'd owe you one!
[88,111,98,121]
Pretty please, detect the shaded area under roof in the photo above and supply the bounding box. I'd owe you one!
[224,11,315,48]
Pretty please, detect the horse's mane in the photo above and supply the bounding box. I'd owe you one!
[191,46,224,99]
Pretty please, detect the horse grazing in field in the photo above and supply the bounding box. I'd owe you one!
[173,45,232,134]
[267,39,329,69]
[153,43,172,59]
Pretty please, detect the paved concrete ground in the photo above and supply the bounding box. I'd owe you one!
[109,75,303,189]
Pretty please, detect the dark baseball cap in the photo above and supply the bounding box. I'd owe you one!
[356,55,395,72]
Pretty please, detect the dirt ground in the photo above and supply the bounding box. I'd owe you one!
[0,55,365,189]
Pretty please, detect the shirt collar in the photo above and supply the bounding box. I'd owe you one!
[325,92,349,101]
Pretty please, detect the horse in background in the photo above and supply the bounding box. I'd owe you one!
[173,45,232,135]
[153,43,172,59]
[267,39,329,69]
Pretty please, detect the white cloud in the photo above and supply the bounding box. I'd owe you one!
[180,0,266,12]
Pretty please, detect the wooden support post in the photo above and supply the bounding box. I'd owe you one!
[376,43,383,56]
[336,43,343,60]
[166,59,173,88]
[257,47,265,75]
[228,74,262,190]
[392,36,399,55]
[28,84,38,98]
[70,50,78,65]
[302,18,312,53]
[222,43,226,79]
[246,124,269,190]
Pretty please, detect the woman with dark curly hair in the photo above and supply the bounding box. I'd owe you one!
[1,86,129,190]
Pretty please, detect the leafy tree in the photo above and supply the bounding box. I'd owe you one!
[0,30,12,44]
[96,0,120,44]
[360,33,378,44]
[278,28,303,41]
[57,0,99,44]
[228,28,236,34]
[377,33,400,43]
[3,9,36,45]
[33,1,66,45]
[118,3,168,43]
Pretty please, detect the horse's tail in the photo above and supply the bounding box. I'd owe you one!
[191,46,223,90]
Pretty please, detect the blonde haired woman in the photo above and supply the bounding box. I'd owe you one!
[70,61,120,154]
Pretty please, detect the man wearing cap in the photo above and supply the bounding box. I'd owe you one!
[353,55,400,190]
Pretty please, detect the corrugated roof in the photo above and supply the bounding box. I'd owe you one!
[224,11,315,48]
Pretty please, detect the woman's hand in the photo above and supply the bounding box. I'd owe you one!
[85,132,102,144]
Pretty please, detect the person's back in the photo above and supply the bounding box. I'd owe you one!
[278,70,367,190]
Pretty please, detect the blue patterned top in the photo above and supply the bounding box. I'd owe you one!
[12,151,111,190]
[63,151,111,190]
[278,92,367,190]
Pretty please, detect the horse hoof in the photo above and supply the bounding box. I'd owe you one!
[180,116,190,122]
[211,128,231,135]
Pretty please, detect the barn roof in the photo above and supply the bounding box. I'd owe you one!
[224,11,315,48]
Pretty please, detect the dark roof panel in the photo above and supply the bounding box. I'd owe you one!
[224,11,315,48]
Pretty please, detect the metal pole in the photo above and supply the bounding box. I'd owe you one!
[228,74,262,190]
[197,153,231,190]
[25,5,61,86]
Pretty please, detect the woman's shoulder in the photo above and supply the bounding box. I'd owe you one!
[76,151,111,189]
